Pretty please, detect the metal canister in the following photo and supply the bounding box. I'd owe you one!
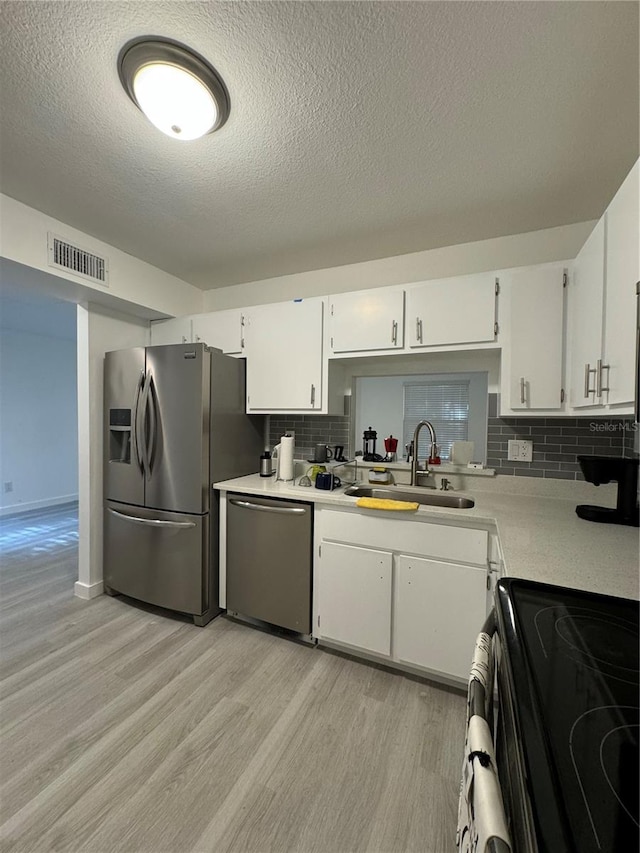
[260,451,273,477]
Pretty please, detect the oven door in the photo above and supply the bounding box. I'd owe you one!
[457,614,513,853]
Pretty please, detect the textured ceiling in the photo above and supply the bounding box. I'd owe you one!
[0,1,638,290]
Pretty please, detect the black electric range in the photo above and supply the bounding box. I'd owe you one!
[494,578,639,853]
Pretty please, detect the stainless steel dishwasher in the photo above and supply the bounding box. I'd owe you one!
[226,493,312,634]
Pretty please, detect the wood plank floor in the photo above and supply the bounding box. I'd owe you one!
[0,504,466,853]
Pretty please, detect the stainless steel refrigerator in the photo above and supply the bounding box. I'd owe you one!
[103,343,263,625]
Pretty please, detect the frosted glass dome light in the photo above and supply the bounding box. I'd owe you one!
[118,38,230,141]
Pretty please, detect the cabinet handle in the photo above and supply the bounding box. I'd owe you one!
[584,363,596,398]
[520,377,526,405]
[310,384,316,406]
[416,318,423,343]
[391,320,398,345]
[596,359,610,397]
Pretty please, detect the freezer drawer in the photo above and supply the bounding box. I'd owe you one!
[226,493,312,633]
[104,501,208,616]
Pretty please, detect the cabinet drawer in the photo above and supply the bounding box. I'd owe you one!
[318,508,488,566]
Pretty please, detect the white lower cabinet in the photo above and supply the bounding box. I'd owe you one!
[316,542,392,655]
[395,555,488,680]
[314,508,491,683]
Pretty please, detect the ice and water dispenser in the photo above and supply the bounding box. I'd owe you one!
[109,408,132,464]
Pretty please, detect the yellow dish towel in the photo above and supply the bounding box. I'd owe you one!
[356,497,419,512]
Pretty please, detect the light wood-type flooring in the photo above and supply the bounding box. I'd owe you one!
[0,504,466,853]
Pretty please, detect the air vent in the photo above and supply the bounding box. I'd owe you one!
[47,232,109,286]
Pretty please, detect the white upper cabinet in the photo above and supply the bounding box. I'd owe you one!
[149,316,192,346]
[150,311,245,354]
[191,309,244,355]
[602,160,639,408]
[501,265,565,412]
[329,288,404,353]
[244,298,325,412]
[568,219,606,409]
[406,273,497,348]
[568,159,638,413]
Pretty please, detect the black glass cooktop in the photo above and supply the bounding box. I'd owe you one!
[496,578,639,853]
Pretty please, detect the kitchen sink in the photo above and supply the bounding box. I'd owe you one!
[343,485,475,509]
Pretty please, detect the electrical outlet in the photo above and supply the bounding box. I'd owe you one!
[3,481,13,493]
[507,440,533,462]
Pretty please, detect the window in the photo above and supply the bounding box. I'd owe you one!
[353,371,488,463]
[403,380,470,461]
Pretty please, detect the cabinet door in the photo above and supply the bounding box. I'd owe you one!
[568,219,605,409]
[149,317,192,346]
[407,273,496,347]
[317,541,392,656]
[603,160,639,407]
[245,299,324,411]
[192,310,244,354]
[329,288,404,353]
[395,555,487,680]
[507,266,564,410]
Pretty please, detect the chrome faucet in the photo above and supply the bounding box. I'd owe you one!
[410,420,438,487]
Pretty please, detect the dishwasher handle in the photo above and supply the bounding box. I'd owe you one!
[229,498,307,515]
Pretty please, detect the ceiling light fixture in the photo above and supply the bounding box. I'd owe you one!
[118,37,230,141]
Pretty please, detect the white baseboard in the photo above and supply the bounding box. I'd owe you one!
[0,494,79,518]
[74,580,104,600]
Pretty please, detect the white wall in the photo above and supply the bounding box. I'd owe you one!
[75,303,149,599]
[204,221,595,310]
[0,194,204,319]
[0,327,78,514]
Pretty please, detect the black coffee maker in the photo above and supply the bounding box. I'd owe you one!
[362,426,383,462]
[576,456,639,527]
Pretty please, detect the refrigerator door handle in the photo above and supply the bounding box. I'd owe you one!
[147,374,158,476]
[133,370,145,474]
[139,369,153,478]
[107,508,196,529]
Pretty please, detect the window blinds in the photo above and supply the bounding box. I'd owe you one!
[403,380,470,461]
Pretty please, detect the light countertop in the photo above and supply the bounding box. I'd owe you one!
[214,473,640,601]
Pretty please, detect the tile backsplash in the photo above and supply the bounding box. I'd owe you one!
[271,393,637,480]
[269,416,351,462]
[486,394,636,480]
